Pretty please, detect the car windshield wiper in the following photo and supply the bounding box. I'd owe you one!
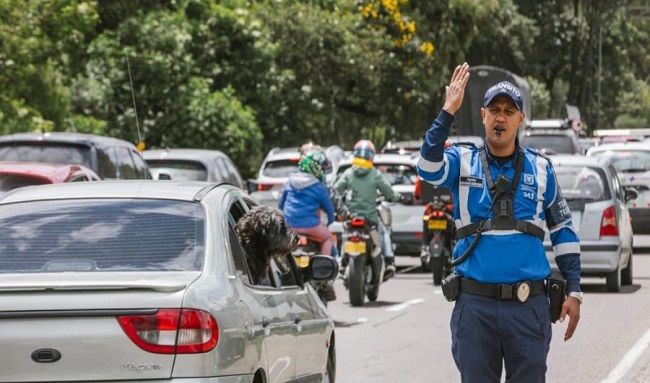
[619,168,647,173]
[565,197,598,202]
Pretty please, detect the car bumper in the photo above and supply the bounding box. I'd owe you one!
[546,240,621,274]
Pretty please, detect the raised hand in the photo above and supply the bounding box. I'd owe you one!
[442,62,470,116]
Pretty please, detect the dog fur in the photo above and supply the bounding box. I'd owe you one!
[235,205,298,284]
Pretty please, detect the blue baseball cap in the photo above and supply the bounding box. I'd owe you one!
[483,81,524,111]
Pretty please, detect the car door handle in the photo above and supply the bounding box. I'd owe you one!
[294,315,302,324]
[261,317,270,328]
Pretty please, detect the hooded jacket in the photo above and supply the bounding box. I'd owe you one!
[279,172,335,228]
[334,164,401,223]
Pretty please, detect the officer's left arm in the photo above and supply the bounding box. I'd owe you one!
[544,161,581,341]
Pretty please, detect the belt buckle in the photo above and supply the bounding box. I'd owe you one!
[498,284,514,300]
[516,281,532,303]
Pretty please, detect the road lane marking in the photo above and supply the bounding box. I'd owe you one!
[601,328,650,383]
[386,298,424,312]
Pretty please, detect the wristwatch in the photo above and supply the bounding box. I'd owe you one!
[568,291,583,304]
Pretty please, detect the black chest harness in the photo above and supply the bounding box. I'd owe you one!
[454,146,545,242]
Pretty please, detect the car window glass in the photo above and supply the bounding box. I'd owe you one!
[224,159,244,188]
[590,150,650,173]
[555,165,610,202]
[70,176,89,182]
[262,159,299,178]
[97,147,117,179]
[0,199,205,273]
[116,147,137,179]
[129,150,150,179]
[147,159,208,181]
[270,252,299,288]
[215,157,231,182]
[0,143,93,169]
[375,163,418,186]
[228,225,252,285]
[609,165,624,201]
[521,135,575,154]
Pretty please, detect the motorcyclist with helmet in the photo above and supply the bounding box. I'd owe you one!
[335,139,403,278]
[279,148,336,257]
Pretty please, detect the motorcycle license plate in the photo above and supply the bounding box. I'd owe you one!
[428,219,447,230]
[344,241,366,254]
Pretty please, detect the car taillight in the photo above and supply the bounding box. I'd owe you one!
[351,217,365,227]
[600,206,618,237]
[257,183,274,191]
[117,309,218,354]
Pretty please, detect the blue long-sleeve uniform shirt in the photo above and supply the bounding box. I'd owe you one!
[417,110,581,292]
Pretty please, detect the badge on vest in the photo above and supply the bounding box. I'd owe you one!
[460,176,484,188]
[516,281,531,303]
[524,174,534,185]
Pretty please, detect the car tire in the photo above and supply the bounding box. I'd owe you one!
[606,265,621,292]
[622,253,633,286]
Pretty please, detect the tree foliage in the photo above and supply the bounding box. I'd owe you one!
[1,0,649,177]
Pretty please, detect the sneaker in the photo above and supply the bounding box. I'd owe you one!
[384,260,396,281]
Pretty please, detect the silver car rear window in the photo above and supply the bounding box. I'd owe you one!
[147,159,209,181]
[0,143,93,169]
[262,159,299,178]
[0,199,205,273]
[555,166,610,202]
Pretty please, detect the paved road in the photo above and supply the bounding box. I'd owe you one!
[327,243,650,383]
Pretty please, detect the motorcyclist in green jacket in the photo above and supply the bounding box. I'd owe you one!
[335,139,403,279]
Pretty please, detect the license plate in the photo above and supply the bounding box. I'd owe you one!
[428,219,447,230]
[344,241,366,254]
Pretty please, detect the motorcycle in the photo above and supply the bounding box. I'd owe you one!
[292,234,335,306]
[422,195,455,286]
[340,201,391,307]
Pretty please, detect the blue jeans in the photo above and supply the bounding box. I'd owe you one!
[378,220,394,258]
[450,293,552,383]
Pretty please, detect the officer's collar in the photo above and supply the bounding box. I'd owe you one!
[482,138,522,166]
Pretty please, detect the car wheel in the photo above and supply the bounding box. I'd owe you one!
[606,266,621,292]
[622,253,633,286]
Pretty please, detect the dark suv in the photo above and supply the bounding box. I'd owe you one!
[520,119,581,155]
[0,132,151,179]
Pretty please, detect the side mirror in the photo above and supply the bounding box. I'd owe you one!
[158,173,171,180]
[301,255,338,282]
[624,187,638,202]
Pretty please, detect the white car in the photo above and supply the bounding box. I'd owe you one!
[586,142,650,235]
[332,153,424,257]
[546,155,636,292]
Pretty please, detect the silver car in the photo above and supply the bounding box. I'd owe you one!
[0,181,336,382]
[143,148,246,190]
[586,142,650,235]
[545,155,635,292]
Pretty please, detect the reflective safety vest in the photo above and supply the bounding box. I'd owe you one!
[453,145,546,241]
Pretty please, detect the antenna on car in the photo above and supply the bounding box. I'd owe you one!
[124,50,145,151]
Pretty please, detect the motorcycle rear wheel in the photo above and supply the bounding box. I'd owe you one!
[348,256,366,307]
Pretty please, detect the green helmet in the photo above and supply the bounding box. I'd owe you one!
[298,149,327,181]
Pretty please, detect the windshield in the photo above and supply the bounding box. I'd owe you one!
[262,158,299,178]
[147,159,208,181]
[0,199,205,273]
[0,143,93,168]
[589,150,650,173]
[521,135,575,154]
[555,166,610,202]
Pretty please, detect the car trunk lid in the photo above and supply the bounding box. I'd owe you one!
[0,272,199,382]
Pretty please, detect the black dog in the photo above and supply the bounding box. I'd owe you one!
[235,205,298,284]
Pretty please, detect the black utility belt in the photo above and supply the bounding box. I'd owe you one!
[459,278,545,303]
[455,219,545,241]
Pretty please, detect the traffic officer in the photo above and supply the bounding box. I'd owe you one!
[417,63,582,383]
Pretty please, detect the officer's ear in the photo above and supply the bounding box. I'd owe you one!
[480,107,486,123]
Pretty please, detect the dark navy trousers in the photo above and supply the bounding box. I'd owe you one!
[450,293,552,383]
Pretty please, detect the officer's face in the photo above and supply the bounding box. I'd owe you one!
[481,96,525,154]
